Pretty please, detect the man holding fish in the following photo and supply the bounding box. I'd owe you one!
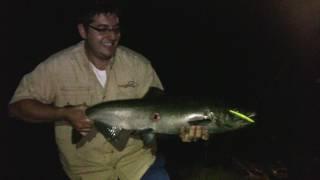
[8,1,210,179]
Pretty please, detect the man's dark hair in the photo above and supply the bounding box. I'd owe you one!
[77,0,121,26]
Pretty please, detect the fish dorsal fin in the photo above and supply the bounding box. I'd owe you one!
[94,121,132,151]
[188,119,212,126]
[143,87,165,99]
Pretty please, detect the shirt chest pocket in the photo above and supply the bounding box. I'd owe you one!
[55,86,92,107]
[111,69,140,99]
[115,79,141,99]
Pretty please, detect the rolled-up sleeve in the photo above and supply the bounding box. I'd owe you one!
[10,62,56,105]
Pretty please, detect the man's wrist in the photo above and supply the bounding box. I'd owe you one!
[55,107,69,121]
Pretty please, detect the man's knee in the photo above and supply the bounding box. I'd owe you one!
[141,155,170,180]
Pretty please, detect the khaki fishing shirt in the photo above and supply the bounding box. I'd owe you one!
[10,41,163,180]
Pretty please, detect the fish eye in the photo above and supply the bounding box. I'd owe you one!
[150,112,161,122]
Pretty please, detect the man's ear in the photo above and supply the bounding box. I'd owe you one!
[78,24,87,39]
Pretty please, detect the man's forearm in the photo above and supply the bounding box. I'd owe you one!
[8,99,66,123]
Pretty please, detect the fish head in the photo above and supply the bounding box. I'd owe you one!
[208,108,256,133]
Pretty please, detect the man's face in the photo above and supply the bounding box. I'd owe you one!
[79,13,121,61]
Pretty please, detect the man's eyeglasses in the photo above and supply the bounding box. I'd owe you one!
[88,24,120,35]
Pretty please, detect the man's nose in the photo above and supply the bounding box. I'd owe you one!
[105,30,119,40]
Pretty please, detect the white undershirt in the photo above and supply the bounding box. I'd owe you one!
[90,63,107,87]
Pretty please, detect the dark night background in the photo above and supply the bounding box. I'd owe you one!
[1,0,320,179]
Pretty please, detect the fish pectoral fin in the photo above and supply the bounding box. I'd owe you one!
[140,128,156,146]
[94,121,131,151]
[188,119,212,126]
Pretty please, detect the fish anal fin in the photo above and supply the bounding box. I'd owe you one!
[94,121,131,151]
[110,130,132,151]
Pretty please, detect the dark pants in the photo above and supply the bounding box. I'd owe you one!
[141,155,170,180]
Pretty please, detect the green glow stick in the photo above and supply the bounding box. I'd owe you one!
[228,110,255,123]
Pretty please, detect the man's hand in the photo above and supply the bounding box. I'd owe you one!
[179,125,209,142]
[63,105,93,136]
